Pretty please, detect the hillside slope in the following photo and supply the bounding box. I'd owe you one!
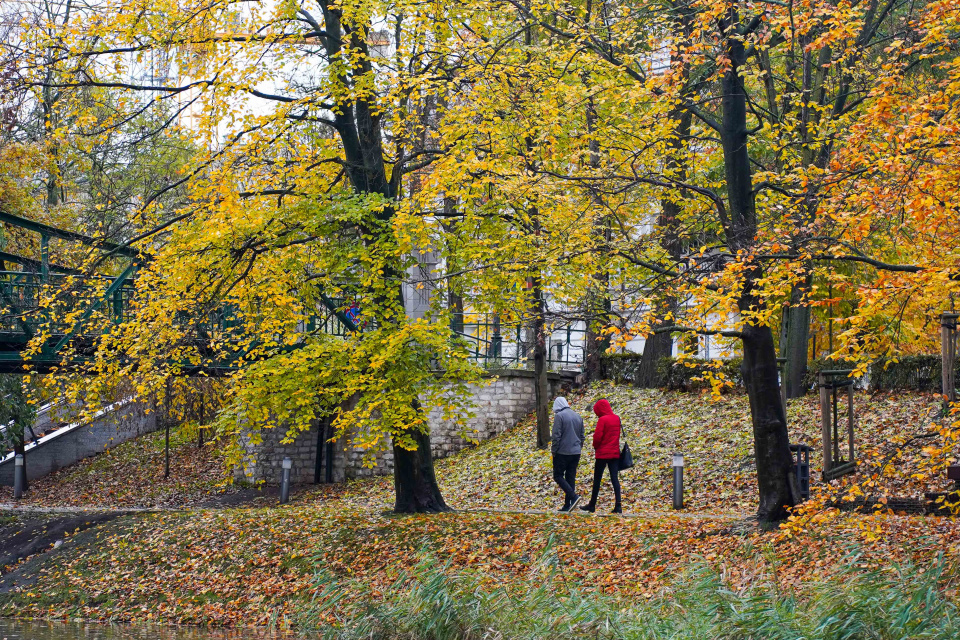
[0,384,955,628]
[1,383,946,514]
[317,382,946,514]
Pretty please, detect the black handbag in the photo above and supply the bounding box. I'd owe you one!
[618,424,634,470]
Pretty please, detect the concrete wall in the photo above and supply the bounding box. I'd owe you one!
[0,401,158,486]
[238,369,574,485]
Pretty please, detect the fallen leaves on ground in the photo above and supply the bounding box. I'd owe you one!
[1,384,958,629]
[298,384,946,514]
[4,505,960,628]
[0,425,239,508]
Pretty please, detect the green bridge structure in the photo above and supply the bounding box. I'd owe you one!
[0,209,358,375]
[0,209,586,376]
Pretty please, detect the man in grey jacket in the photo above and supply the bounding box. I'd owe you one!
[551,397,585,511]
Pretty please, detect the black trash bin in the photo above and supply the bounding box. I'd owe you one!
[789,444,813,501]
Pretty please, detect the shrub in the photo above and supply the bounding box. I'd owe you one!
[599,353,645,385]
[870,355,958,392]
[657,356,743,391]
[604,353,954,394]
[600,354,743,391]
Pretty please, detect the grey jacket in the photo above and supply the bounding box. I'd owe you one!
[551,397,585,455]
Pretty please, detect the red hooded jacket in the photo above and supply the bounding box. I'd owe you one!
[592,399,621,459]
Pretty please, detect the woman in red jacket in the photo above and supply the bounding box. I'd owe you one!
[580,398,622,513]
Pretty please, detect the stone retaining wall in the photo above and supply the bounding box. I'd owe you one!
[0,401,158,486]
[238,369,575,485]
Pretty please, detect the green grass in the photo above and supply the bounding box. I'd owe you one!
[301,546,960,640]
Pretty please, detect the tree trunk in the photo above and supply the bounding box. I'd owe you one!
[583,299,611,383]
[532,277,550,449]
[335,71,448,513]
[780,280,812,398]
[393,409,450,513]
[636,326,672,388]
[718,10,796,523]
[637,99,689,388]
[741,310,799,522]
[582,92,611,384]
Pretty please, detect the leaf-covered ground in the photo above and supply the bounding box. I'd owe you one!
[2,505,960,629]
[301,383,948,514]
[0,384,956,629]
[1,384,946,513]
[0,425,241,508]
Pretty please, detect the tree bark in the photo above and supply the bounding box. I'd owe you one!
[393,404,449,513]
[319,1,449,512]
[637,107,690,389]
[583,305,610,382]
[636,324,672,388]
[582,92,612,383]
[741,290,799,522]
[532,277,550,449]
[719,9,796,522]
[780,279,812,398]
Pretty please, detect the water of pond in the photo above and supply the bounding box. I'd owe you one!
[0,619,295,640]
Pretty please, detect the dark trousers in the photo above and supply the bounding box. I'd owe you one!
[552,453,581,506]
[588,458,621,509]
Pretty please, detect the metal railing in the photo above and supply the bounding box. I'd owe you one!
[0,271,136,337]
[0,272,588,372]
[452,313,586,371]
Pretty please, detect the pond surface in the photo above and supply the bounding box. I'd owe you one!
[0,620,294,639]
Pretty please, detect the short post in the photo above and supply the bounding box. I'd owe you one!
[672,453,684,510]
[819,372,833,476]
[13,454,24,500]
[943,313,958,406]
[777,357,788,413]
[280,457,292,504]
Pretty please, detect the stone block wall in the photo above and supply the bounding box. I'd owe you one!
[237,369,575,485]
[237,420,347,486]
[0,400,158,486]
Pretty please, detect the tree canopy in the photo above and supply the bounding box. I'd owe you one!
[0,0,957,520]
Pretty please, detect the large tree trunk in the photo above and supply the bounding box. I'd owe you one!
[637,107,689,389]
[636,325,672,388]
[582,92,611,384]
[780,279,812,398]
[324,6,448,512]
[393,410,449,513]
[719,9,796,522]
[741,309,799,522]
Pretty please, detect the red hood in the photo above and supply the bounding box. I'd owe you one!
[593,398,613,417]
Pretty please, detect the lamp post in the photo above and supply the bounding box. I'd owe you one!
[672,453,684,510]
[13,454,24,500]
[280,457,292,504]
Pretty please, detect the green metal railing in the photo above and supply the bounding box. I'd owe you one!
[0,271,136,337]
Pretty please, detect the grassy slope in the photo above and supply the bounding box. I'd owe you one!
[306,382,947,513]
[0,425,238,508]
[0,383,956,628]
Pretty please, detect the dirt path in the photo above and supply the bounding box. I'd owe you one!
[0,510,132,575]
[459,507,746,520]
